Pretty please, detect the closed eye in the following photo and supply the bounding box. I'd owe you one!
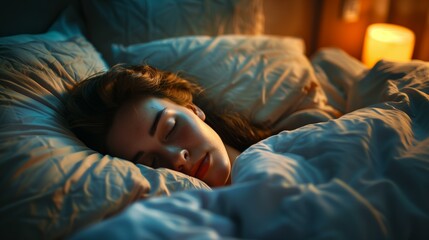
[164,118,177,141]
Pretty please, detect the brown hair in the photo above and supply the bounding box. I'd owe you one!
[66,64,271,155]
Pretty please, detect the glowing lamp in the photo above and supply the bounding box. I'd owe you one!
[362,23,415,68]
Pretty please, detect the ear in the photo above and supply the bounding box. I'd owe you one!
[187,103,206,121]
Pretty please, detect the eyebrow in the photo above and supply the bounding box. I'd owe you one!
[132,107,166,164]
[149,108,166,136]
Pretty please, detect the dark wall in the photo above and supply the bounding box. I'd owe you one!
[0,0,75,36]
[2,0,427,61]
[388,0,429,61]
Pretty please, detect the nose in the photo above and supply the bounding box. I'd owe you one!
[165,148,190,173]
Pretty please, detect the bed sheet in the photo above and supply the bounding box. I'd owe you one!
[0,5,353,237]
[71,59,429,239]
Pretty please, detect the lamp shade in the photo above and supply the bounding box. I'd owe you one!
[362,23,415,68]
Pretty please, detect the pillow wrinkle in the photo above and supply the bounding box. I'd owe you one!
[1,33,211,239]
[111,35,335,131]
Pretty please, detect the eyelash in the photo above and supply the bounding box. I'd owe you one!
[135,117,176,167]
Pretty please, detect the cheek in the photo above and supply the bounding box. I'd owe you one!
[177,115,210,144]
[208,153,230,187]
[177,122,203,145]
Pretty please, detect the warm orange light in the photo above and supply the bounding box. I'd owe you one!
[362,23,415,68]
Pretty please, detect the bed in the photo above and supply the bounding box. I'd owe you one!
[1,0,428,239]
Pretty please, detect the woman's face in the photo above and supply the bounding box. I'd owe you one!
[106,96,231,187]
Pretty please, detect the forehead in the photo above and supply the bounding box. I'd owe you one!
[119,97,164,120]
[106,97,164,158]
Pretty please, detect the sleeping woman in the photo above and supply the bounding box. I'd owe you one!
[66,64,273,187]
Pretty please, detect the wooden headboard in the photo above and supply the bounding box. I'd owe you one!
[0,0,320,54]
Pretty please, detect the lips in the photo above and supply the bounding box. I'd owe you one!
[195,153,210,179]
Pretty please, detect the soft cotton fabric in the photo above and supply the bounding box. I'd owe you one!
[0,35,209,239]
[112,35,341,131]
[71,59,429,240]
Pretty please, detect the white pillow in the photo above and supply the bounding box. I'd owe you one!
[0,35,209,239]
[112,35,338,131]
[81,0,264,63]
[311,48,368,114]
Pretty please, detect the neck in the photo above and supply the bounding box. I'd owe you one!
[225,145,241,185]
